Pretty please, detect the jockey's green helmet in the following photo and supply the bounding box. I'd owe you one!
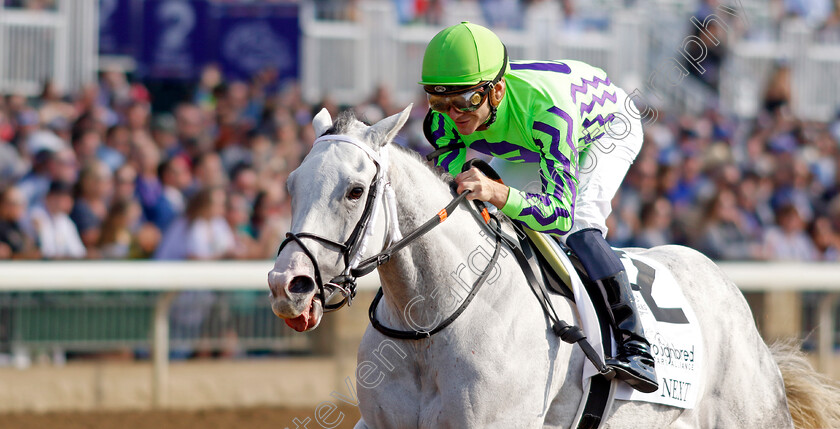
[419,21,508,92]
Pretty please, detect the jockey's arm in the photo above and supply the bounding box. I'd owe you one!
[500,107,579,237]
[424,108,578,237]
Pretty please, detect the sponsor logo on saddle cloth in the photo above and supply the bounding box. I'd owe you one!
[609,251,704,408]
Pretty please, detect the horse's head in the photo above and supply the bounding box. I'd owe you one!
[268,105,412,331]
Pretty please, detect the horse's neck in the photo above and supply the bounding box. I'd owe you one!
[374,149,484,321]
[373,149,584,421]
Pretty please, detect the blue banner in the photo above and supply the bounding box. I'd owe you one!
[99,0,139,57]
[209,3,300,83]
[139,0,210,80]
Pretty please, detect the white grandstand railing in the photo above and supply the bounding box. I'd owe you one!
[300,0,840,121]
[300,0,648,107]
[0,0,98,97]
[0,260,838,405]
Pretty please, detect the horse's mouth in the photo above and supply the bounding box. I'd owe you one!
[284,296,323,332]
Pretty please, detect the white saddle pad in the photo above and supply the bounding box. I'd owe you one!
[547,240,704,409]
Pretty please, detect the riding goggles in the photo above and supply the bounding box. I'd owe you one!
[426,83,491,114]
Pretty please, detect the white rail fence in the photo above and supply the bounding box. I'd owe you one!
[0,0,98,96]
[0,260,838,407]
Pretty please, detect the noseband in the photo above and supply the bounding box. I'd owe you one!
[276,134,399,312]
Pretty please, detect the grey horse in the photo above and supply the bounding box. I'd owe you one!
[268,106,840,429]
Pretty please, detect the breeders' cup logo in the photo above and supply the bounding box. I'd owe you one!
[650,333,695,370]
[222,22,291,75]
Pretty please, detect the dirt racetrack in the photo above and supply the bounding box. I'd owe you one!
[0,405,362,429]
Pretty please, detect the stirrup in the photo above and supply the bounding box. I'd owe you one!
[606,344,658,394]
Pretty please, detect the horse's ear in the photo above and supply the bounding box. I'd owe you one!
[312,108,333,137]
[367,104,412,148]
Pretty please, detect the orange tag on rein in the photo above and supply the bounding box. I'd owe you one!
[438,209,448,222]
[481,208,490,223]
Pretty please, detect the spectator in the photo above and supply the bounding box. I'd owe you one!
[17,147,78,207]
[634,197,674,248]
[694,189,765,260]
[98,199,142,259]
[225,192,258,259]
[193,152,228,189]
[762,63,793,118]
[683,0,734,91]
[0,186,39,259]
[27,181,86,259]
[250,187,291,258]
[69,160,113,254]
[151,114,179,157]
[132,142,175,231]
[159,155,192,217]
[193,64,223,113]
[230,163,259,206]
[762,203,817,261]
[174,103,211,159]
[809,216,840,261]
[155,187,235,260]
[72,128,103,165]
[99,124,130,171]
[36,80,76,127]
[113,163,138,204]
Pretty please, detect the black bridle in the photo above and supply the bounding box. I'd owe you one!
[275,134,486,314]
[276,142,612,377]
[275,162,381,312]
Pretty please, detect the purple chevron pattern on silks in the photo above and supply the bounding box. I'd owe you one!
[532,122,571,174]
[518,192,572,233]
[544,106,577,154]
[531,133,567,201]
[431,115,460,172]
[470,139,541,163]
[535,107,580,204]
[579,91,617,116]
[582,113,616,129]
[582,131,606,145]
[570,75,611,103]
[511,62,572,74]
[431,113,446,142]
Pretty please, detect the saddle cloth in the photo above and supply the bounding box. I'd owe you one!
[539,237,704,409]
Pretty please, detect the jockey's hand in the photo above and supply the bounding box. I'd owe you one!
[455,167,510,209]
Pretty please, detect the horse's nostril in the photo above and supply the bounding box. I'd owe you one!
[289,276,316,294]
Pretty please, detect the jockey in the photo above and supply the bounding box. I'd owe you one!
[420,22,657,393]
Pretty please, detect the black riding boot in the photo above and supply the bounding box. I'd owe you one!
[598,271,659,393]
[565,228,658,393]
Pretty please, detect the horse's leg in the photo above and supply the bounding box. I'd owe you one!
[353,418,370,429]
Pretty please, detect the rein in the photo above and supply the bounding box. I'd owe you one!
[367,196,502,340]
[276,134,483,313]
[278,136,612,377]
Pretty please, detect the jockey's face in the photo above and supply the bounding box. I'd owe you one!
[439,80,505,135]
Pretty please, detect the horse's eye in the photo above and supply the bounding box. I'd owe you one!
[348,187,365,200]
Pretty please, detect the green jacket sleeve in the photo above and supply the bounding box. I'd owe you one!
[500,106,579,236]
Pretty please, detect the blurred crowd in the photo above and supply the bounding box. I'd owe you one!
[1,59,838,264]
[607,82,840,262]
[0,65,314,262]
